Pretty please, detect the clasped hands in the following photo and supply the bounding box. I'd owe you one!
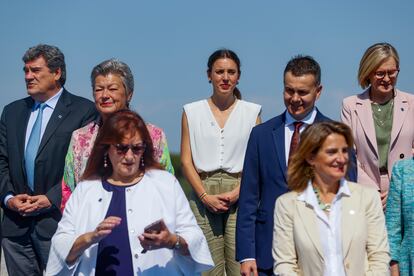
[7,194,52,216]
[201,190,238,214]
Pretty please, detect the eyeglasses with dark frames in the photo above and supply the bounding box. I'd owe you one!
[113,143,146,155]
[374,69,399,79]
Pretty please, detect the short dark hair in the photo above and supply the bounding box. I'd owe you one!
[207,48,242,99]
[22,44,66,86]
[82,110,162,180]
[284,55,321,86]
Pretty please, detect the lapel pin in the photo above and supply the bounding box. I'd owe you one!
[58,115,63,119]
[349,210,355,215]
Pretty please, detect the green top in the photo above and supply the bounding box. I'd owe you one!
[371,98,394,171]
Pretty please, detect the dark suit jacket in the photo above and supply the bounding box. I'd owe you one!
[0,89,97,239]
[236,109,357,270]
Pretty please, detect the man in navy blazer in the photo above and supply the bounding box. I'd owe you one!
[0,44,96,275]
[236,55,356,275]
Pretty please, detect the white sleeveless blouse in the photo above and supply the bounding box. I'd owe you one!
[184,99,261,173]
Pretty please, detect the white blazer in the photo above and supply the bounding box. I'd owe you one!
[46,170,213,275]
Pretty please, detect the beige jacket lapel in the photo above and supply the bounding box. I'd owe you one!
[341,183,360,259]
[296,200,324,259]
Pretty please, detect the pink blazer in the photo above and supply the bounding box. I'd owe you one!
[341,89,414,191]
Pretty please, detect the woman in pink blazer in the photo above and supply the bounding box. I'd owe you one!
[341,42,414,209]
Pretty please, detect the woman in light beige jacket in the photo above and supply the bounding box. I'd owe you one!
[273,121,390,276]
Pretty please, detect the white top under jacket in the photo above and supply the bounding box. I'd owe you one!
[183,99,261,173]
[46,169,214,276]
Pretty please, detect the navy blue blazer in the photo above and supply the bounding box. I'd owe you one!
[236,109,357,270]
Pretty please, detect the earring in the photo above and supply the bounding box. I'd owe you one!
[208,80,212,83]
[140,156,145,169]
[104,154,108,168]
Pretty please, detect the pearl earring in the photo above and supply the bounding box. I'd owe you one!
[104,154,108,168]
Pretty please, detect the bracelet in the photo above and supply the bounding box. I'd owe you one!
[199,192,208,201]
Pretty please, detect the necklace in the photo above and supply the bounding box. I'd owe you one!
[313,186,332,212]
[371,98,394,127]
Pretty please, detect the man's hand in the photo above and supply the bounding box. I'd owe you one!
[240,260,258,276]
[18,195,52,215]
[7,194,31,212]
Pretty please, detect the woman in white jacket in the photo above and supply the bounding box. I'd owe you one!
[46,110,213,275]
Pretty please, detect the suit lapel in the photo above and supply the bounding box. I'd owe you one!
[19,98,34,174]
[272,115,287,181]
[390,89,409,147]
[314,108,329,123]
[341,184,359,258]
[37,90,71,156]
[355,90,378,158]
[296,200,324,259]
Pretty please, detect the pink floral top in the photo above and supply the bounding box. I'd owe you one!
[60,121,174,211]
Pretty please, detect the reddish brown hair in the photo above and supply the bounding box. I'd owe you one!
[82,109,162,180]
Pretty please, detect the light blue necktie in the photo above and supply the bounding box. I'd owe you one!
[25,103,47,191]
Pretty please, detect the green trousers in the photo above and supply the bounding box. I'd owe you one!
[190,170,240,276]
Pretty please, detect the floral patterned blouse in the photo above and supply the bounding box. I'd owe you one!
[60,120,174,211]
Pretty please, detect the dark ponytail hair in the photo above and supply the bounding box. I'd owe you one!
[207,49,242,99]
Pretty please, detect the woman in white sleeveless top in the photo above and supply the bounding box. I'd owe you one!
[181,49,261,276]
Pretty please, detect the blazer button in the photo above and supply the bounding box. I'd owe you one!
[400,153,405,159]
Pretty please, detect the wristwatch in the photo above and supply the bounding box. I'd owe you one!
[173,234,181,250]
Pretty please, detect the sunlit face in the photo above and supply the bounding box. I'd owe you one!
[24,56,61,102]
[369,57,399,97]
[284,71,321,121]
[307,133,349,185]
[93,74,131,119]
[208,58,240,97]
[108,133,145,183]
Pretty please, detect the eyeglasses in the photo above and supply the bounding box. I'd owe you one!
[374,69,399,79]
[113,143,146,155]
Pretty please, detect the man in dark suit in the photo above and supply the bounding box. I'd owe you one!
[236,55,356,276]
[0,44,97,275]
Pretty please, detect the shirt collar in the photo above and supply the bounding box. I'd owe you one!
[297,178,351,205]
[285,107,317,126]
[33,88,63,110]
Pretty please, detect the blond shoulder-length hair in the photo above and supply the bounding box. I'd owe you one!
[287,121,354,192]
[358,42,399,89]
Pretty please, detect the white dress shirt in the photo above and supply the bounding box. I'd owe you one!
[284,107,317,166]
[297,179,351,276]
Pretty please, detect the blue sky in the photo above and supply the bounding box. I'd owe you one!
[1,1,413,152]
